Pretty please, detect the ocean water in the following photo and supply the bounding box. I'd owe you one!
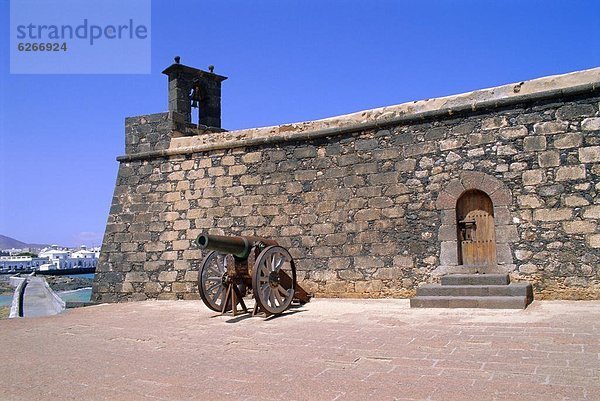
[66,273,95,280]
[58,287,93,303]
[0,294,12,307]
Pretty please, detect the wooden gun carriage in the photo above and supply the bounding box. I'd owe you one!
[195,234,311,316]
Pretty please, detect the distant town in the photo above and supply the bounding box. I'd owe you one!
[0,245,100,273]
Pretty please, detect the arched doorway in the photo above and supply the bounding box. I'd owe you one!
[456,189,497,267]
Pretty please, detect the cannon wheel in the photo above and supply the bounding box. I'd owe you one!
[198,251,231,312]
[252,246,296,315]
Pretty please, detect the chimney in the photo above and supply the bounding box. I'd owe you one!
[161,57,228,128]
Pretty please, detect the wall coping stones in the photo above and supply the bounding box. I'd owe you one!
[117,66,600,162]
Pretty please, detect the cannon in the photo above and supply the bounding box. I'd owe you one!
[195,233,311,316]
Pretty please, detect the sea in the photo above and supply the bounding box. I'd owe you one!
[0,273,94,307]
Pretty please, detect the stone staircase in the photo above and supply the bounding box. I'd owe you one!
[410,274,533,309]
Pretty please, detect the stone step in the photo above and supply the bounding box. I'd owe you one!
[441,274,510,286]
[410,296,529,309]
[417,283,532,298]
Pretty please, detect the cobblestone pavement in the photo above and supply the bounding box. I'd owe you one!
[0,299,598,401]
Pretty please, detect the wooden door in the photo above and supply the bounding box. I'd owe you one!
[456,190,497,267]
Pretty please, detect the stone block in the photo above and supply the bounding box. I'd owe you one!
[443,180,465,198]
[424,127,447,140]
[468,133,495,146]
[173,220,191,230]
[385,183,410,196]
[522,169,545,186]
[555,165,586,181]
[466,148,484,158]
[581,117,600,131]
[499,126,528,139]
[552,133,582,149]
[538,151,560,167]
[393,255,414,267]
[587,234,600,248]
[563,195,589,207]
[338,269,363,281]
[439,138,465,151]
[228,165,247,175]
[514,249,532,261]
[563,221,597,234]
[241,152,262,163]
[373,268,403,280]
[439,241,458,265]
[495,225,518,243]
[579,146,600,163]
[329,257,351,270]
[582,205,600,219]
[479,175,502,195]
[355,280,383,293]
[368,197,393,208]
[519,263,538,274]
[438,225,457,241]
[533,121,568,135]
[354,209,381,221]
[368,172,398,185]
[355,139,379,151]
[494,206,512,225]
[353,163,378,175]
[495,243,514,264]
[436,191,456,209]
[537,184,564,196]
[481,116,508,130]
[353,256,384,268]
[459,171,485,189]
[489,187,512,206]
[403,142,436,157]
[555,104,595,119]
[533,208,572,221]
[518,195,543,208]
[172,282,192,293]
[125,271,148,283]
[158,271,178,282]
[523,136,547,151]
[396,159,417,172]
[293,147,317,159]
[311,223,335,235]
[445,151,462,163]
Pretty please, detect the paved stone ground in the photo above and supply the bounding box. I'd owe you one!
[0,299,598,401]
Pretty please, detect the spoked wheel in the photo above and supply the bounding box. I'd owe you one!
[252,246,296,315]
[198,251,231,312]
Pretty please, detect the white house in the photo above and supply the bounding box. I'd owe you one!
[0,255,50,272]
[38,245,98,270]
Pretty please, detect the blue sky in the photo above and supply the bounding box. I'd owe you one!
[1,0,600,247]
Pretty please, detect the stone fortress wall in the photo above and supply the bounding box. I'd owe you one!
[92,64,600,302]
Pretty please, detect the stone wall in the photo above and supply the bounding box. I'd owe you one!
[93,67,600,302]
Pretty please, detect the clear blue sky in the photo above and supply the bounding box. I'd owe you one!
[1,0,600,247]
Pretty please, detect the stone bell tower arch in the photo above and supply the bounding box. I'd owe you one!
[434,171,517,276]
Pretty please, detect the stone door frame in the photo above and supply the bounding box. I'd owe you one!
[434,171,517,276]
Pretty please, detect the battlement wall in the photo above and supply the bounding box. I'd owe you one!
[93,67,600,302]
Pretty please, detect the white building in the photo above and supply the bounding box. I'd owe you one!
[38,245,98,270]
[69,245,99,268]
[0,255,50,272]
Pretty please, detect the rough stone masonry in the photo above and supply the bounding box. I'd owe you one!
[92,62,600,303]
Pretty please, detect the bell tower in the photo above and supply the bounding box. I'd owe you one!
[161,56,228,128]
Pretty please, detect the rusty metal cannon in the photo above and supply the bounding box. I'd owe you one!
[195,233,311,316]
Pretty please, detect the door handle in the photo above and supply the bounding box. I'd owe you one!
[458,220,476,241]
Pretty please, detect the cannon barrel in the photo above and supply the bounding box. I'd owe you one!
[195,233,278,259]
